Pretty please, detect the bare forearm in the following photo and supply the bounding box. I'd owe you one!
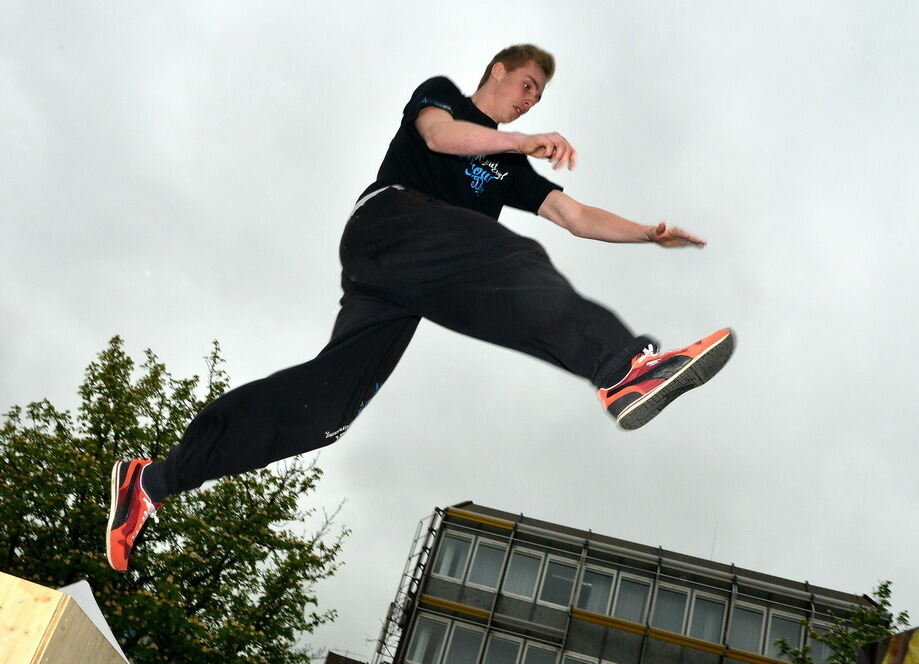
[423,120,524,156]
[569,205,653,243]
[540,184,706,248]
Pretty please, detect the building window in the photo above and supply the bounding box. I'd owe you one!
[503,549,543,599]
[810,624,834,664]
[539,559,578,607]
[689,595,726,643]
[613,577,651,623]
[576,569,615,615]
[523,643,559,664]
[483,634,522,664]
[406,614,449,664]
[562,655,597,664]
[432,533,472,581]
[728,605,765,653]
[651,587,688,633]
[467,540,506,589]
[767,613,804,660]
[443,624,484,664]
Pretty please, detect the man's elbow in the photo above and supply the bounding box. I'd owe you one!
[425,137,445,153]
[567,223,587,239]
[421,124,449,153]
[560,203,589,238]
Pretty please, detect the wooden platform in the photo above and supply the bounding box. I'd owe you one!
[0,572,127,664]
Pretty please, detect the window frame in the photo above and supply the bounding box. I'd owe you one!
[649,582,690,634]
[610,573,653,624]
[686,590,728,644]
[765,609,806,659]
[574,564,617,616]
[482,632,524,664]
[561,653,599,664]
[536,555,581,609]
[430,530,475,583]
[501,546,546,601]
[808,620,835,664]
[522,641,560,664]
[441,621,486,664]
[727,601,767,654]
[405,612,452,664]
[465,537,508,591]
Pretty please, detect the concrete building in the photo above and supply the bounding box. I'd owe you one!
[326,652,369,664]
[372,502,868,664]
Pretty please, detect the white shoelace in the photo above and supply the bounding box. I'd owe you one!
[127,495,159,545]
[143,498,159,524]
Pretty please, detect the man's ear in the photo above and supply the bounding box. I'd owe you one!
[491,61,507,82]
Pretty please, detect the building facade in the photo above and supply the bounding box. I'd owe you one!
[373,502,868,664]
[326,652,369,664]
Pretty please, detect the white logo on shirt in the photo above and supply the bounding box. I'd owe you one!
[465,156,509,195]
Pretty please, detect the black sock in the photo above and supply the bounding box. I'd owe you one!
[141,461,170,504]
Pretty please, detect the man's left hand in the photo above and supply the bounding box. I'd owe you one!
[647,221,706,248]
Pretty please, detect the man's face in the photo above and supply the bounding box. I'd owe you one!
[492,60,547,124]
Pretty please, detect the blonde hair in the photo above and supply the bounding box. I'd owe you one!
[477,44,555,90]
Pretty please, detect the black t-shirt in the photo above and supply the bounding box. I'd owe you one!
[364,76,562,219]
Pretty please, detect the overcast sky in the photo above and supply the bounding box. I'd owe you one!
[2,1,916,659]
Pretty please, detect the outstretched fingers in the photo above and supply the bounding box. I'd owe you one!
[650,221,707,248]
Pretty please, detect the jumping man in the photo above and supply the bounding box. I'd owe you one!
[106,44,735,571]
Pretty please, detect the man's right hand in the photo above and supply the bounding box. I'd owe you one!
[518,133,578,171]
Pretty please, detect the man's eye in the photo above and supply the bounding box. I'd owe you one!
[524,82,530,89]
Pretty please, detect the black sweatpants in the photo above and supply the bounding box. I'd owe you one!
[163,186,652,495]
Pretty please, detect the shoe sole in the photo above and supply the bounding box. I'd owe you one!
[617,329,735,430]
[105,461,124,570]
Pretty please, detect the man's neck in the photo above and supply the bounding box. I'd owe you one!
[470,88,500,125]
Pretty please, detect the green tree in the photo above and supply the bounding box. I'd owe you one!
[777,581,911,664]
[0,337,348,663]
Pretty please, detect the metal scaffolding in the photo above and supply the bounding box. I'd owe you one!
[372,509,441,664]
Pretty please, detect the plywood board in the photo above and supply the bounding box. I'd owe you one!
[0,572,62,664]
[0,572,127,663]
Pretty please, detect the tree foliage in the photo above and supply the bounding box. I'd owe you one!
[777,581,911,664]
[0,337,347,663]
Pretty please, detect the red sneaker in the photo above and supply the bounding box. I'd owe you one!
[599,328,735,430]
[106,459,162,571]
